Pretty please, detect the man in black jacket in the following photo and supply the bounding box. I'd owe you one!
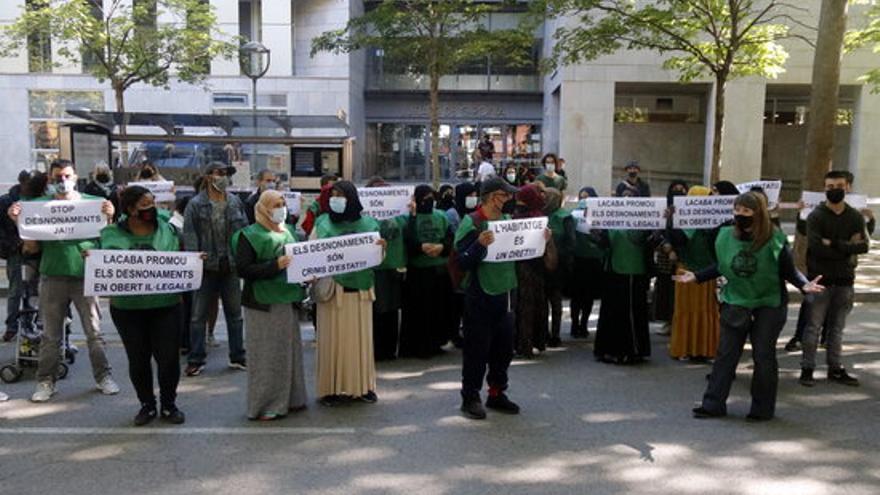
[0,170,32,341]
[244,169,276,224]
[799,171,869,387]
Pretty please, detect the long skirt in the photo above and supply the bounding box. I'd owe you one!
[669,278,720,359]
[570,256,603,331]
[514,258,548,356]
[399,265,452,358]
[316,286,377,398]
[595,272,650,360]
[245,304,306,419]
[651,271,676,322]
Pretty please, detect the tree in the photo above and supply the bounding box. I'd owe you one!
[803,0,848,191]
[312,0,533,188]
[539,0,810,183]
[846,1,880,90]
[0,0,236,116]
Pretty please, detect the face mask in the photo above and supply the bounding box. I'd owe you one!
[545,163,556,174]
[141,168,154,179]
[734,214,754,230]
[506,174,517,183]
[501,198,517,215]
[45,184,57,196]
[825,188,845,204]
[465,196,478,210]
[578,199,587,209]
[211,176,229,192]
[96,173,111,184]
[417,198,434,214]
[329,197,347,214]
[136,206,158,223]
[628,171,639,179]
[262,181,276,191]
[55,178,76,195]
[270,206,287,224]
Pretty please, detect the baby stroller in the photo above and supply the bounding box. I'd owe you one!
[0,259,77,383]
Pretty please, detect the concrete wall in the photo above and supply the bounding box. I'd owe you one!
[762,125,852,200]
[611,122,706,193]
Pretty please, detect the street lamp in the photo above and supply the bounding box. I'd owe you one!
[239,41,271,128]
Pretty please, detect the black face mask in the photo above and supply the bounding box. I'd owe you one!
[136,207,158,223]
[502,198,517,215]
[825,188,845,204]
[628,171,639,179]
[734,214,754,230]
[96,173,110,184]
[141,168,154,179]
[416,198,435,214]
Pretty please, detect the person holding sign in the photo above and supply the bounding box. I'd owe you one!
[399,185,454,359]
[7,160,119,403]
[676,192,824,421]
[100,186,186,426]
[570,187,604,339]
[232,190,308,420]
[453,177,524,420]
[313,181,386,406]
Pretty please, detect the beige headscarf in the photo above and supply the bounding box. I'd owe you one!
[255,189,285,233]
[543,187,563,215]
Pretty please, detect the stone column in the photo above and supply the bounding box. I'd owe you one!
[559,80,615,195]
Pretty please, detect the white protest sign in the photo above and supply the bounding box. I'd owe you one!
[585,197,667,230]
[571,209,591,234]
[359,186,414,221]
[799,191,868,220]
[18,199,106,241]
[484,217,548,263]
[673,195,736,229]
[282,191,302,217]
[737,180,782,209]
[128,180,175,203]
[285,232,382,283]
[232,161,251,188]
[84,250,204,297]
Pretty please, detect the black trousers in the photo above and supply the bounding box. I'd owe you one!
[461,282,514,399]
[111,304,182,409]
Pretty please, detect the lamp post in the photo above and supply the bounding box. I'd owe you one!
[239,41,271,131]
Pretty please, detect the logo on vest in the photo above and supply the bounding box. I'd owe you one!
[731,249,758,278]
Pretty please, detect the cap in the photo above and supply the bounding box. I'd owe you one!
[481,176,518,196]
[202,161,236,176]
[625,160,641,170]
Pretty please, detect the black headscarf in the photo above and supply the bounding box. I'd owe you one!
[454,182,477,216]
[329,180,363,223]
[667,179,689,206]
[713,180,739,196]
[414,184,435,215]
[579,186,598,199]
[437,184,454,211]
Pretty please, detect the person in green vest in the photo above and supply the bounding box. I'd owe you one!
[301,174,338,236]
[570,186,604,339]
[676,192,824,421]
[7,159,120,403]
[100,185,185,426]
[365,177,407,361]
[454,177,529,420]
[399,185,454,358]
[544,187,574,347]
[232,189,308,420]
[594,188,655,365]
[313,181,386,406]
[536,153,567,192]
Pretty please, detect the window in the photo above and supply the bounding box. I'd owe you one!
[614,95,702,123]
[28,91,105,169]
[238,0,262,42]
[212,92,287,114]
[26,0,52,73]
[763,97,855,126]
[81,1,104,72]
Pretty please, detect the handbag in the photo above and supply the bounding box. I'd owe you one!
[309,277,336,303]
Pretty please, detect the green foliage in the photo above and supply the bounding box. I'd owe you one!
[538,0,803,82]
[0,0,236,94]
[846,1,880,91]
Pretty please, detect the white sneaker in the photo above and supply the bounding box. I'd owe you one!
[0,391,8,402]
[207,334,220,348]
[31,381,56,403]
[96,376,120,395]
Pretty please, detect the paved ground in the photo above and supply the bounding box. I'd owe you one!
[0,299,878,495]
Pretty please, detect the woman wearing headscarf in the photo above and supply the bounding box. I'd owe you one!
[398,185,454,358]
[135,161,166,182]
[676,192,823,421]
[233,190,307,420]
[437,184,455,212]
[653,180,689,334]
[668,186,720,361]
[314,181,385,405]
[594,187,655,364]
[512,184,556,357]
[448,182,479,233]
[544,187,574,347]
[570,187,604,338]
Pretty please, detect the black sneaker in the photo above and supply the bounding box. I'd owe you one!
[799,368,816,387]
[2,330,16,342]
[692,406,726,419]
[485,393,520,415]
[358,391,378,403]
[319,395,343,407]
[184,363,205,377]
[133,405,157,426]
[828,368,859,387]
[160,407,186,425]
[784,338,801,352]
[228,359,247,371]
[460,397,487,420]
[745,413,773,422]
[547,337,562,348]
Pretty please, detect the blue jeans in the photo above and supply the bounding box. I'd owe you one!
[188,271,245,365]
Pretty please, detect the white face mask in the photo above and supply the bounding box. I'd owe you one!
[329,197,347,214]
[465,196,478,209]
[262,181,276,191]
[545,163,556,174]
[55,178,77,195]
[270,206,287,224]
[506,173,517,183]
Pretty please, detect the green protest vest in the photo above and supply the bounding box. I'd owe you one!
[681,229,715,272]
[608,230,647,275]
[99,218,181,310]
[315,214,380,290]
[232,223,305,305]
[31,193,103,278]
[548,208,570,250]
[377,215,407,270]
[716,226,786,308]
[453,213,517,296]
[409,210,449,268]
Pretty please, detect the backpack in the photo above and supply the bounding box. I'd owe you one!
[447,211,485,291]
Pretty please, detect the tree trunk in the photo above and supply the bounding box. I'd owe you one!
[429,69,441,189]
[710,74,727,185]
[114,84,129,167]
[803,0,848,191]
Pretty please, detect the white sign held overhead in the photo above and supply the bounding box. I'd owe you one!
[84,250,204,297]
[585,197,667,230]
[484,217,548,263]
[128,181,176,203]
[800,191,868,220]
[17,199,106,241]
[359,186,414,220]
[285,232,383,284]
[673,195,737,229]
[737,180,782,209]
